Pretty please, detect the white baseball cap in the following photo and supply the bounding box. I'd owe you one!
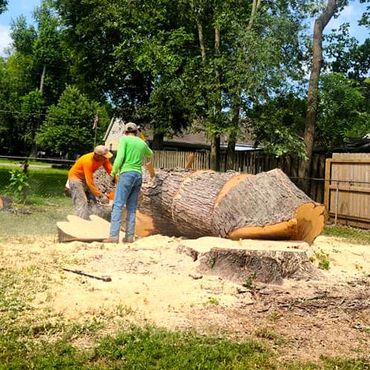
[94,145,113,159]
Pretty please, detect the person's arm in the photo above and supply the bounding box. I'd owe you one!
[144,144,153,159]
[111,137,126,177]
[84,161,101,197]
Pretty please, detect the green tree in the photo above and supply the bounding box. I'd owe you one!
[33,0,73,104]
[249,94,307,157]
[19,90,45,156]
[0,54,36,155]
[325,23,370,80]
[0,1,74,155]
[54,0,194,143]
[36,85,109,158]
[316,73,370,148]
[0,0,7,14]
[298,0,344,192]
[10,16,37,55]
[53,0,310,169]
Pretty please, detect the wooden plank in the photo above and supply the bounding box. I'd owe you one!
[327,158,370,163]
[328,185,370,194]
[328,213,370,224]
[57,215,125,242]
[333,153,370,159]
[327,216,370,229]
[324,158,332,220]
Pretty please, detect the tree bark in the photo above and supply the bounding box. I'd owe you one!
[210,135,220,171]
[209,26,221,171]
[39,64,46,94]
[196,18,206,64]
[247,0,262,30]
[152,132,164,150]
[226,133,236,171]
[299,0,337,193]
[136,168,325,244]
[226,96,241,170]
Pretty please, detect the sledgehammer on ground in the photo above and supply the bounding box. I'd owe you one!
[62,268,112,282]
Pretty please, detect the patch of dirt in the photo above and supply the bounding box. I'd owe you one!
[1,234,369,363]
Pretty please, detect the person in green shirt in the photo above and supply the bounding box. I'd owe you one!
[104,122,153,243]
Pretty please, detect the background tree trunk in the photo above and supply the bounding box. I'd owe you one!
[210,135,220,171]
[226,133,236,171]
[226,97,241,170]
[299,0,338,193]
[152,132,164,150]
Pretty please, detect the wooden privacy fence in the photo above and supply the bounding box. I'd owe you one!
[151,150,328,203]
[152,151,210,171]
[324,153,370,229]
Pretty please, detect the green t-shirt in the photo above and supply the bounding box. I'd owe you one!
[111,135,153,176]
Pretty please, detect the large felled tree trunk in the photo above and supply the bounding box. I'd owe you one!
[136,168,324,244]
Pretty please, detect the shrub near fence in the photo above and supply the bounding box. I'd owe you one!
[0,165,68,200]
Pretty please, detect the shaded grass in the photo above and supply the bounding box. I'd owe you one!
[0,197,72,236]
[0,166,72,237]
[323,225,370,245]
[0,166,68,199]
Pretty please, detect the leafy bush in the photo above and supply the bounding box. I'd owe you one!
[6,168,30,203]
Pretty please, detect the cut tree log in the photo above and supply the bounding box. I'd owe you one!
[137,168,325,244]
[94,168,325,244]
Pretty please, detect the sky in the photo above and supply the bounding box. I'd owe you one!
[0,0,369,56]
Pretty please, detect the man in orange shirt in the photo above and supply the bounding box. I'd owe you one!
[68,145,113,219]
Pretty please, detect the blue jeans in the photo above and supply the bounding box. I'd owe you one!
[109,171,142,239]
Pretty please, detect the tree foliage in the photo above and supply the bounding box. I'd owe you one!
[36,85,109,158]
[0,0,369,162]
[249,94,307,157]
[325,23,370,80]
[316,73,370,148]
[0,0,7,14]
[19,89,45,155]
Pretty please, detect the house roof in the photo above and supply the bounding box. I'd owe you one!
[332,137,370,153]
[104,118,257,152]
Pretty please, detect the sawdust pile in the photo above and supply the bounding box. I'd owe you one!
[1,234,370,362]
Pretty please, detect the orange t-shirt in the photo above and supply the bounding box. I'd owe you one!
[68,152,112,197]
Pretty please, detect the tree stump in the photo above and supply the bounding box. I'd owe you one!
[177,237,322,284]
[137,168,324,244]
[0,196,12,210]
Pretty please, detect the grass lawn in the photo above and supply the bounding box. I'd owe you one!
[0,303,368,370]
[0,166,68,199]
[322,224,370,245]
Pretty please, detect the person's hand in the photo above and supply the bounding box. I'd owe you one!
[97,194,109,204]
